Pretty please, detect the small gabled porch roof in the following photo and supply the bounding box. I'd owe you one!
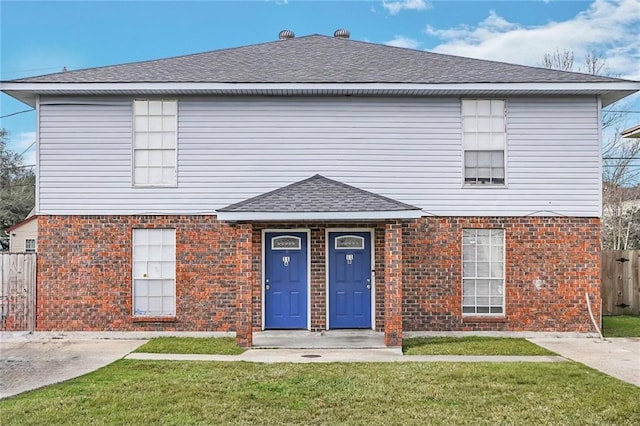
[216,174,422,221]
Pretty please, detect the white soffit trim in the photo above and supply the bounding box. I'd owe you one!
[4,81,638,107]
[216,210,423,221]
[2,81,639,91]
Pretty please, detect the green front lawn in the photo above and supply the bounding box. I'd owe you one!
[2,361,638,425]
[603,315,640,337]
[134,337,245,355]
[403,336,555,355]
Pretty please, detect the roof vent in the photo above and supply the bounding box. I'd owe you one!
[333,29,350,39]
[279,30,295,40]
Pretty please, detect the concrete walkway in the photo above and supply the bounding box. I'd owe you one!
[127,349,565,363]
[0,338,145,399]
[528,337,640,387]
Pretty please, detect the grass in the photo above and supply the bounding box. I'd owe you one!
[403,336,555,356]
[133,337,245,355]
[602,315,640,337]
[1,361,639,425]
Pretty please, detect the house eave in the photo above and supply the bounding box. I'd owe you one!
[621,125,640,138]
[215,210,424,221]
[3,81,639,107]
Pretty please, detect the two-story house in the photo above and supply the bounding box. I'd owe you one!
[2,31,639,346]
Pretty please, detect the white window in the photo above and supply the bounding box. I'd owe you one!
[133,229,176,316]
[462,99,506,185]
[462,229,505,315]
[25,239,36,253]
[133,99,177,186]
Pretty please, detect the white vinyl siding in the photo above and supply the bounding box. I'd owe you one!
[37,96,601,216]
[133,99,177,186]
[462,229,505,315]
[132,229,176,316]
[462,99,506,185]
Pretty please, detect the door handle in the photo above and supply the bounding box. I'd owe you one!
[266,285,270,290]
[366,284,371,289]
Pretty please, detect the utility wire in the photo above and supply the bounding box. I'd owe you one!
[18,142,36,156]
[0,109,34,119]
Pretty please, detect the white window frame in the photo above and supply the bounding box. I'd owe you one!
[461,99,507,187]
[461,228,505,316]
[132,228,176,317]
[24,239,36,253]
[132,99,178,187]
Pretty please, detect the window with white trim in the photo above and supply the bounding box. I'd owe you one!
[133,229,176,316]
[133,99,177,186]
[462,99,506,185]
[462,229,505,315]
[25,239,36,253]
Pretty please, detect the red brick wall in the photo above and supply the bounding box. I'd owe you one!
[36,216,600,333]
[402,217,601,332]
[36,215,237,331]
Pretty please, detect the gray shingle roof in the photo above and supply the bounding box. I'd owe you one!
[218,175,421,213]
[12,35,623,84]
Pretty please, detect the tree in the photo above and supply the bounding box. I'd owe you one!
[0,129,35,250]
[542,49,640,249]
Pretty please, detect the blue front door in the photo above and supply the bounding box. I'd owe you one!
[264,232,308,329]
[329,232,372,329]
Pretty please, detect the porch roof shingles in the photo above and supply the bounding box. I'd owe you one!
[10,35,622,84]
[218,174,421,213]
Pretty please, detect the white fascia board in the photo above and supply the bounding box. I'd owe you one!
[2,81,640,93]
[215,210,423,221]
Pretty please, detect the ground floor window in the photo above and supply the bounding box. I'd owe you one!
[25,239,36,253]
[132,228,176,316]
[462,228,505,314]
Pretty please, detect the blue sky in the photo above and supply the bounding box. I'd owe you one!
[1,0,639,166]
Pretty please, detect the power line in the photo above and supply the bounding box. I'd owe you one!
[0,109,34,118]
[18,142,36,156]
[603,157,640,160]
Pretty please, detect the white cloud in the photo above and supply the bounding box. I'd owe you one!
[382,0,431,15]
[424,0,640,80]
[384,36,422,49]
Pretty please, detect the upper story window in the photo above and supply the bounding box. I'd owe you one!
[133,99,177,186]
[462,99,506,186]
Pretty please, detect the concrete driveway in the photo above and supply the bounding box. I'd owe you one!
[529,337,640,387]
[0,336,145,399]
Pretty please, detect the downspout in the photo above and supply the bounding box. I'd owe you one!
[585,291,604,340]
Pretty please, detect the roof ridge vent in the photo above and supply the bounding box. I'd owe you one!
[278,30,295,40]
[333,29,350,39]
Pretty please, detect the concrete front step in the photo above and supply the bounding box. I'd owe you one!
[252,330,387,349]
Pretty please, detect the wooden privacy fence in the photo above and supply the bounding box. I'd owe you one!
[1,253,36,331]
[602,250,640,315]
